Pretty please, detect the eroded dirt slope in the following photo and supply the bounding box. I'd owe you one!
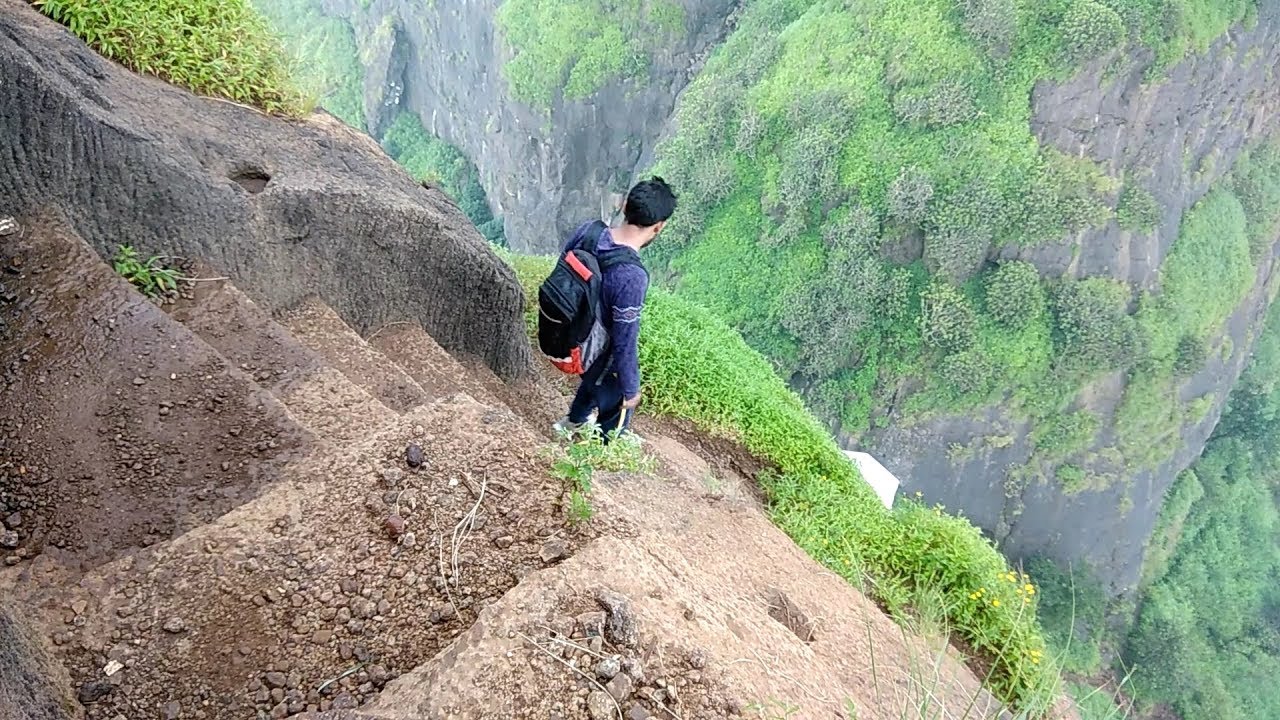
[1,213,1019,720]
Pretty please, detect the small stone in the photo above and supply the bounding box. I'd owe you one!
[666,683,679,703]
[162,700,181,719]
[312,629,332,644]
[384,514,405,538]
[3,512,21,529]
[71,600,88,615]
[270,702,288,719]
[338,643,353,660]
[264,671,287,689]
[368,664,389,684]
[597,591,638,647]
[576,611,606,639]
[271,688,285,703]
[586,691,614,720]
[622,658,645,683]
[0,530,19,549]
[540,538,568,564]
[162,617,186,633]
[220,462,231,472]
[688,649,706,670]
[405,444,425,468]
[78,681,114,704]
[132,377,146,386]
[493,535,514,550]
[429,604,457,624]
[400,531,416,549]
[606,673,634,702]
[332,693,357,710]
[382,468,404,487]
[595,656,621,681]
[626,703,650,720]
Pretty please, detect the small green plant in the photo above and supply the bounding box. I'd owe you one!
[112,245,183,299]
[549,422,653,524]
[744,699,802,719]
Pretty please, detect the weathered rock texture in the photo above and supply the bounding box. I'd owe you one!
[0,601,76,720]
[0,0,531,380]
[861,9,1280,597]
[322,0,739,252]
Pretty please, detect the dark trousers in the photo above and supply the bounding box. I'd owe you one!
[568,358,632,441]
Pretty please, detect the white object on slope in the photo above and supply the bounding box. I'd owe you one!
[844,451,899,510]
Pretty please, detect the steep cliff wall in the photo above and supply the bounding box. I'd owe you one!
[0,0,531,380]
[318,0,738,252]
[860,8,1280,596]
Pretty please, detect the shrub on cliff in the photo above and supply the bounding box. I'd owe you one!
[1117,183,1162,234]
[34,0,304,114]
[1052,278,1140,373]
[1062,0,1126,64]
[986,261,1046,331]
[920,282,979,353]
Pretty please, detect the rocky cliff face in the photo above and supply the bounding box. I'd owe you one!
[0,0,531,381]
[860,9,1280,597]
[320,0,738,252]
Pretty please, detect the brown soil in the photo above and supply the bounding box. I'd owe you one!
[0,215,309,574]
[2,214,1021,720]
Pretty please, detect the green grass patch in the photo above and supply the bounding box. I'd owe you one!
[35,0,305,114]
[497,249,1059,711]
[494,0,685,109]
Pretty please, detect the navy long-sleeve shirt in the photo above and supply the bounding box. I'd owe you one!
[560,221,649,397]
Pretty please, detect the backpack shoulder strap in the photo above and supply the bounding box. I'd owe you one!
[598,250,645,274]
[579,220,609,255]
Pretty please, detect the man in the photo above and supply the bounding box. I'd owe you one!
[553,177,677,441]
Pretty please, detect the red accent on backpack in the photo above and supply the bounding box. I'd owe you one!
[548,346,585,375]
[564,252,593,281]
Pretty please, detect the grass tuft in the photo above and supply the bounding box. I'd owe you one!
[34,0,306,114]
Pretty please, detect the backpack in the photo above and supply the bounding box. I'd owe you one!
[536,220,641,375]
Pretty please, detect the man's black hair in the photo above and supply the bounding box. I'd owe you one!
[624,176,678,228]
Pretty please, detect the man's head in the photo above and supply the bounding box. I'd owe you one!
[621,176,678,249]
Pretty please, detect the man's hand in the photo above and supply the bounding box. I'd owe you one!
[623,392,641,410]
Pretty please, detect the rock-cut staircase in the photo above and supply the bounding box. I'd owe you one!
[0,214,1016,720]
[0,214,580,719]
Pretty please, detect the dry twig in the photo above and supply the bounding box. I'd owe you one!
[515,631,623,720]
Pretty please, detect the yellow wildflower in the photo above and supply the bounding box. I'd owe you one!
[992,599,1001,608]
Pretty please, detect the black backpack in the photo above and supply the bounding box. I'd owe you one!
[536,220,641,375]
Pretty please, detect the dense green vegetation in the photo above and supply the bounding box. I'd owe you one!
[1120,294,1280,720]
[638,0,1270,484]
[380,112,507,245]
[494,0,685,108]
[498,250,1058,711]
[252,0,366,128]
[34,0,304,113]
